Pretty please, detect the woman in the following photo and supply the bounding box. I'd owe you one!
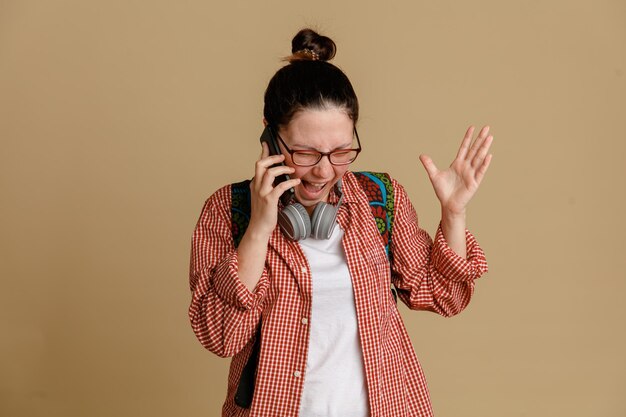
[189,28,493,417]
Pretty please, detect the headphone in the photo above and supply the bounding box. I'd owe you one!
[278,181,343,241]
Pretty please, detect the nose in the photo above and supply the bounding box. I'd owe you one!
[311,154,334,177]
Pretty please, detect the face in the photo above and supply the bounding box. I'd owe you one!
[277,107,355,214]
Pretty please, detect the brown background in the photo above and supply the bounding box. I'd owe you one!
[1,0,625,416]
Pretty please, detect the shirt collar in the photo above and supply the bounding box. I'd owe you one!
[330,171,359,205]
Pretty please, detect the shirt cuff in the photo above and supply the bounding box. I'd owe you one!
[431,222,489,282]
[211,250,270,310]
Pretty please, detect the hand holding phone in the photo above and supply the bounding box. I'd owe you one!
[259,125,295,206]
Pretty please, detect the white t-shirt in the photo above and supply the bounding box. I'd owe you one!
[298,225,370,417]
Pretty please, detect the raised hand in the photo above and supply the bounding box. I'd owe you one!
[419,126,493,216]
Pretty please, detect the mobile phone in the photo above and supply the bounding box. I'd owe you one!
[260,125,294,205]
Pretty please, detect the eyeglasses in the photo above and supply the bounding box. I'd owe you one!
[275,128,362,167]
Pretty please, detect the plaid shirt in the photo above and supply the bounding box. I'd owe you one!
[189,171,488,417]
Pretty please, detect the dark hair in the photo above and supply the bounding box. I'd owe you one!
[263,28,359,128]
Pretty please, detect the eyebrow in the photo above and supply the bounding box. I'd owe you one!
[290,142,354,151]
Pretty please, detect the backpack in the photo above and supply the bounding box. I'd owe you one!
[230,171,395,409]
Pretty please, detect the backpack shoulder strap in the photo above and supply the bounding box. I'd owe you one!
[229,179,258,409]
[353,171,397,303]
[230,179,252,248]
[352,171,395,262]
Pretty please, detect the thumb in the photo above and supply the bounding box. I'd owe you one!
[260,141,269,158]
[419,154,438,179]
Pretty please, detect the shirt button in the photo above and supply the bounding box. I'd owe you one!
[300,266,307,274]
[301,318,308,325]
[294,371,301,378]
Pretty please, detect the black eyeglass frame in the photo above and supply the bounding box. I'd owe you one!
[274,128,362,167]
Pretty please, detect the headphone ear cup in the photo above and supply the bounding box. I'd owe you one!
[310,202,339,240]
[278,203,311,241]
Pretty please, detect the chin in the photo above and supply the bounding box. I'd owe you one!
[293,185,331,209]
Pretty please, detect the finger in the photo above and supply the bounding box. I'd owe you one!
[252,143,268,186]
[471,135,494,168]
[255,154,286,183]
[259,165,296,191]
[465,125,490,161]
[455,125,475,160]
[266,165,296,178]
[260,141,269,159]
[466,126,489,161]
[419,154,439,178]
[257,142,284,166]
[257,153,285,167]
[474,153,493,184]
[270,178,301,199]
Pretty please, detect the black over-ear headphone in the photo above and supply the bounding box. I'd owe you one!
[260,125,343,241]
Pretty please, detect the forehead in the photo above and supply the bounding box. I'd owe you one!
[280,108,354,149]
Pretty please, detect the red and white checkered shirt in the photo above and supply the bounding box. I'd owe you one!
[189,171,488,417]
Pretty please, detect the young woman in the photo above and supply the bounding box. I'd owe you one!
[189,28,493,417]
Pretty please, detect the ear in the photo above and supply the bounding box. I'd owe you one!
[262,118,268,127]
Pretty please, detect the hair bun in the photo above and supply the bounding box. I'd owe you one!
[288,28,337,63]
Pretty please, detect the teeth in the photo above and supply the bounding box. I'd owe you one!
[305,181,326,190]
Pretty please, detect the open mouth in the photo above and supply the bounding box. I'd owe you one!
[300,180,328,197]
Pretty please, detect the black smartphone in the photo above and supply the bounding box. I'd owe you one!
[259,125,294,205]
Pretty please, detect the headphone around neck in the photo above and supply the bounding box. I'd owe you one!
[278,181,343,241]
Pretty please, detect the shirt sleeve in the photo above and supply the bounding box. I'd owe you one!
[390,179,488,317]
[188,185,270,357]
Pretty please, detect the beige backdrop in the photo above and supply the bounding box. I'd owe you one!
[1,0,625,416]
